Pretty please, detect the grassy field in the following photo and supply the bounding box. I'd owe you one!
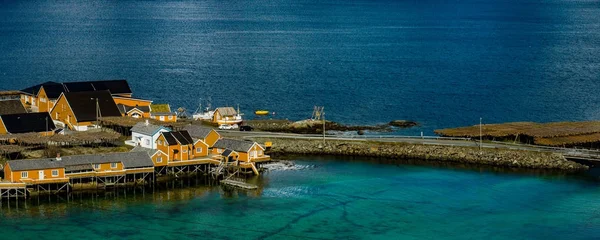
[435,121,600,147]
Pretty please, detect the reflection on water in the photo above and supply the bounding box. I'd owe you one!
[0,176,259,217]
[1,156,598,219]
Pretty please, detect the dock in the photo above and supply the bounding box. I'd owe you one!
[220,179,258,190]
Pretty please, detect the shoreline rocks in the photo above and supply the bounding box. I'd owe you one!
[246,119,418,134]
[254,138,588,172]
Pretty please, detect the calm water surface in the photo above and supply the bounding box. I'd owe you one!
[1,157,600,239]
[1,0,599,134]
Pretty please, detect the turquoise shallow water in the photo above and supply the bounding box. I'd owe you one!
[1,157,600,239]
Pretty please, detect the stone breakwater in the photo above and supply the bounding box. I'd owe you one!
[256,139,588,172]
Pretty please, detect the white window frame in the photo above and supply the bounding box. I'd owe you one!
[196,148,202,153]
[94,164,100,169]
[217,149,223,153]
[182,149,187,153]
[145,139,150,146]
[157,157,163,163]
[40,97,47,103]
[21,172,28,178]
[111,162,118,169]
[168,115,173,120]
[157,140,162,145]
[160,116,165,121]
[52,170,59,177]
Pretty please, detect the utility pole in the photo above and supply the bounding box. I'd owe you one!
[479,117,482,150]
[92,98,100,129]
[322,107,326,142]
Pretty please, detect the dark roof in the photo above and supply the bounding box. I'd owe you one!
[0,100,27,115]
[117,152,154,168]
[183,125,215,139]
[62,80,132,95]
[65,164,93,172]
[63,82,96,92]
[20,81,59,95]
[9,152,153,171]
[21,80,132,98]
[179,131,194,144]
[221,149,235,157]
[171,131,193,145]
[42,83,68,99]
[7,158,64,171]
[63,91,122,122]
[63,152,152,168]
[0,112,55,134]
[161,132,179,145]
[213,138,257,153]
[131,146,160,156]
[131,122,169,136]
[117,104,150,114]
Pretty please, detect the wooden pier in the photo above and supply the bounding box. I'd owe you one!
[220,179,258,190]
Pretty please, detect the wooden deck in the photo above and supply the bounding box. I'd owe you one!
[221,179,258,190]
[0,182,26,189]
[66,171,96,179]
[125,167,155,174]
[20,178,70,185]
[167,158,220,167]
[96,170,126,177]
[250,155,271,163]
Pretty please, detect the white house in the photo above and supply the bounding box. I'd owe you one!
[126,120,170,149]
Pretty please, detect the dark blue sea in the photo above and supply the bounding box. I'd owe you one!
[1,1,600,239]
[1,0,599,134]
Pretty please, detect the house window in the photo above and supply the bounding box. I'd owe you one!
[160,116,165,121]
[217,149,223,153]
[94,164,100,169]
[157,157,163,163]
[40,97,46,103]
[158,140,162,145]
[21,172,28,178]
[168,116,173,120]
[111,162,118,169]
[196,148,202,153]
[258,150,263,155]
[182,149,188,153]
[145,139,150,146]
[52,170,59,177]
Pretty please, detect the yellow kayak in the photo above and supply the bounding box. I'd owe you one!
[255,110,269,115]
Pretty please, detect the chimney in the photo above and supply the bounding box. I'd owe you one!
[145,119,149,126]
[56,153,62,161]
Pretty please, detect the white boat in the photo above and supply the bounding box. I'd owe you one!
[192,98,214,121]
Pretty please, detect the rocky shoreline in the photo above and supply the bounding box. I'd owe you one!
[245,119,417,134]
[254,138,588,172]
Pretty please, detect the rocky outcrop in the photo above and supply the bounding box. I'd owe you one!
[246,119,419,134]
[389,120,418,127]
[255,138,588,172]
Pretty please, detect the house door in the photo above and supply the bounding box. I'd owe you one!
[39,170,45,180]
